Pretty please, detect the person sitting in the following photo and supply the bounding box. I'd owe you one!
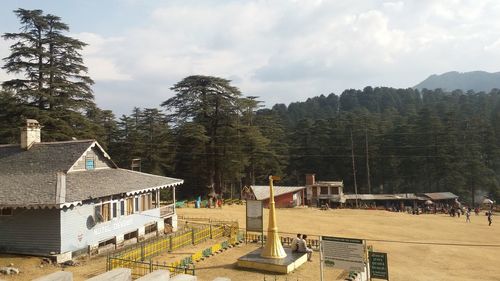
[291,233,301,252]
[298,234,313,261]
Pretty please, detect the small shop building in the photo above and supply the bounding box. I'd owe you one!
[305,174,344,207]
[246,185,306,208]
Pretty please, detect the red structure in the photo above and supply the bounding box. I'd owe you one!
[248,185,306,208]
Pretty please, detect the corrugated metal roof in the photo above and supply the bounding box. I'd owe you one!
[423,192,459,200]
[344,193,426,201]
[251,185,306,201]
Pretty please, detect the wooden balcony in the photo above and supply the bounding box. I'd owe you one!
[160,203,175,218]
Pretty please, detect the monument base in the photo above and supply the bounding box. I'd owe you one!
[237,248,308,274]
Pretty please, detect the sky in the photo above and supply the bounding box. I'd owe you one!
[1,0,500,116]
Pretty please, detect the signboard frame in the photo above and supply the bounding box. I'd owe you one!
[245,199,264,247]
[369,251,389,280]
[319,235,368,281]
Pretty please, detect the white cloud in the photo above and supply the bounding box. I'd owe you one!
[383,1,404,11]
[73,32,132,81]
[2,0,500,114]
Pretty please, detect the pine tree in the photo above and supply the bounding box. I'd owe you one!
[2,9,94,110]
[2,9,96,141]
[162,75,243,194]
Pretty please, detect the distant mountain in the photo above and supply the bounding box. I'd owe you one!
[414,71,500,92]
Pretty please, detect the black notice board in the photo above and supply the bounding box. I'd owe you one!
[369,251,389,280]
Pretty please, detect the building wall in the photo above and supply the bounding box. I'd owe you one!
[72,147,113,171]
[306,185,344,206]
[0,208,60,255]
[60,202,163,253]
[263,192,301,208]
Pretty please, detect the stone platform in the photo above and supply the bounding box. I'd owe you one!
[237,248,308,274]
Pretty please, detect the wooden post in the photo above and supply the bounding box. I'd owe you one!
[319,236,324,281]
[350,129,359,208]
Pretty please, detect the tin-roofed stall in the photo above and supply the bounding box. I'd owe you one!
[250,185,306,208]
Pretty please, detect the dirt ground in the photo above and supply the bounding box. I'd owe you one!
[178,205,500,281]
[0,206,498,281]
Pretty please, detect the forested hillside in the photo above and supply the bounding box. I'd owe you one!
[267,87,500,205]
[1,9,499,205]
[415,71,500,93]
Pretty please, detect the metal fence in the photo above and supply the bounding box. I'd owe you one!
[106,257,195,279]
[211,225,225,239]
[171,230,193,251]
[244,232,321,250]
[107,221,239,279]
[193,225,211,244]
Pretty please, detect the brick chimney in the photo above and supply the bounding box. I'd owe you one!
[305,173,316,186]
[20,119,41,150]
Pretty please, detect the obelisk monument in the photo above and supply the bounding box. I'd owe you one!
[261,175,287,259]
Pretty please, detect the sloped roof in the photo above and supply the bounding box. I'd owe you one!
[344,193,426,201]
[251,185,306,201]
[66,169,182,202]
[0,140,183,208]
[0,140,95,206]
[0,140,95,174]
[423,192,459,201]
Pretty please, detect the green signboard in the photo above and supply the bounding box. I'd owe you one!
[369,251,389,280]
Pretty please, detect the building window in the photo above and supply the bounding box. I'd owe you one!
[112,202,118,218]
[141,194,153,211]
[120,200,125,216]
[86,158,95,170]
[98,238,115,248]
[95,203,111,222]
[320,186,329,195]
[152,191,158,208]
[127,198,134,215]
[102,203,110,221]
[134,197,139,212]
[95,205,103,222]
[145,223,157,234]
[124,230,138,241]
[0,208,13,216]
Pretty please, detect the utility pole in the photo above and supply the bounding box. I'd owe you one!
[365,128,372,194]
[350,129,359,208]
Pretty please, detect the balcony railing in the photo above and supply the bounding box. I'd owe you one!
[160,203,175,218]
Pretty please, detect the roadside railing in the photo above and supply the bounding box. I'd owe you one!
[160,204,175,217]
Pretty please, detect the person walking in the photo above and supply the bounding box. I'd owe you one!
[298,234,313,261]
[487,211,493,226]
[465,210,471,223]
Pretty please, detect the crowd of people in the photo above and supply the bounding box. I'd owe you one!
[448,206,494,226]
[320,199,495,226]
